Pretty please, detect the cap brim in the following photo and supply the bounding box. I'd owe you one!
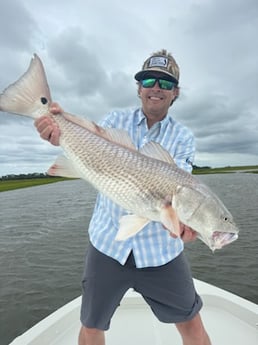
[134,69,178,83]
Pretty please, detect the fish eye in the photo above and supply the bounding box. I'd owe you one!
[41,97,48,104]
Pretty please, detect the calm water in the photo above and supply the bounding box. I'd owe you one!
[0,174,257,344]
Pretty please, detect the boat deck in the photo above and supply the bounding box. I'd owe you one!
[10,280,258,345]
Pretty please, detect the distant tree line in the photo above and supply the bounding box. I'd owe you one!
[1,165,211,180]
[1,173,51,180]
[192,165,211,170]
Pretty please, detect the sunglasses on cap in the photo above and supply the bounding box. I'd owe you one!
[140,78,177,90]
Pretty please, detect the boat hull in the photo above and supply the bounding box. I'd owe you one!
[9,279,258,345]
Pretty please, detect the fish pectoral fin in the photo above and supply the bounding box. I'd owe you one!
[160,203,181,237]
[47,155,81,178]
[115,215,150,241]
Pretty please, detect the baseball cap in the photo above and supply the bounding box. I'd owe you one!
[134,49,180,84]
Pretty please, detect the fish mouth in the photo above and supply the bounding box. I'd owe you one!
[211,231,238,251]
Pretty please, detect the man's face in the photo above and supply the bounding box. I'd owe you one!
[138,73,179,119]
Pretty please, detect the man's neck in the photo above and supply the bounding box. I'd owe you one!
[145,113,167,129]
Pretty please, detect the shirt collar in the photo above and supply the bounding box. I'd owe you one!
[137,108,172,128]
[136,108,146,126]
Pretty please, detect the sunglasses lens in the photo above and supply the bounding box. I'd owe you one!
[158,79,175,90]
[141,78,176,90]
[141,78,156,88]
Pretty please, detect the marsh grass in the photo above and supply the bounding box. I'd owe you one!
[0,177,71,192]
[193,165,258,175]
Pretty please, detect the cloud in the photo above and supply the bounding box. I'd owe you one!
[0,1,39,52]
[0,0,257,176]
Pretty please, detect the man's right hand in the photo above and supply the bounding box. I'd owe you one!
[34,103,62,146]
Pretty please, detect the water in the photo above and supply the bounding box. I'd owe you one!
[0,174,257,344]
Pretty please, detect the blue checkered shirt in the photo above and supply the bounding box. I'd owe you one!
[88,107,195,268]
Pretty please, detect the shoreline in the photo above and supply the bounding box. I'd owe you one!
[0,177,71,192]
[0,166,258,192]
[193,165,258,175]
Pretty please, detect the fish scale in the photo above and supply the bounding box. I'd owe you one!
[55,114,174,217]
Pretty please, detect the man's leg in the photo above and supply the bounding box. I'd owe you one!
[134,252,211,344]
[176,313,211,345]
[78,326,105,345]
[79,244,134,345]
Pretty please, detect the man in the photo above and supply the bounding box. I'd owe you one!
[35,49,211,345]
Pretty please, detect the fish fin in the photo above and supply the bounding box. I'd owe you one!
[47,155,81,178]
[0,54,52,118]
[140,142,176,164]
[103,128,136,150]
[63,112,136,150]
[115,215,150,241]
[63,112,100,133]
[160,201,181,237]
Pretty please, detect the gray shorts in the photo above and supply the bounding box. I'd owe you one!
[80,242,202,330]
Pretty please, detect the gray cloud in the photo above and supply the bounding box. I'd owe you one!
[0,0,257,176]
[48,28,108,97]
[0,1,39,51]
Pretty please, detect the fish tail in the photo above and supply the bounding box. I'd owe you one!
[0,54,52,119]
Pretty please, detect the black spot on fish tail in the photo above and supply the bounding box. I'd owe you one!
[41,97,48,104]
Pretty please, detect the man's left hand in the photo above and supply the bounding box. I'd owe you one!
[179,223,197,243]
[169,223,197,243]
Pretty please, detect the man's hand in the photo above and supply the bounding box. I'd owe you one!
[179,223,197,243]
[168,223,197,243]
[34,103,62,146]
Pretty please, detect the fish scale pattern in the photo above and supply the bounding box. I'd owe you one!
[51,113,196,220]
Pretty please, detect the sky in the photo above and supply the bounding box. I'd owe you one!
[0,0,257,176]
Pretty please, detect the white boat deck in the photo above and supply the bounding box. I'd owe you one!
[10,280,258,345]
